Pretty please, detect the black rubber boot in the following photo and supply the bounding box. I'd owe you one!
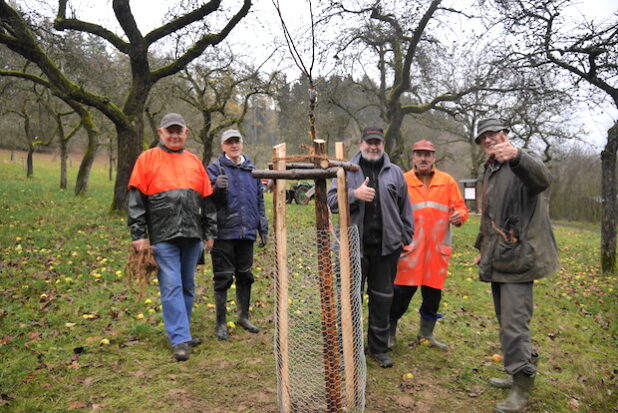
[215,290,228,340]
[387,319,398,350]
[369,352,394,368]
[489,352,538,389]
[418,317,447,350]
[236,284,259,333]
[494,372,535,413]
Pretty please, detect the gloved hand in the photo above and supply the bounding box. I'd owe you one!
[215,174,228,189]
[258,233,268,248]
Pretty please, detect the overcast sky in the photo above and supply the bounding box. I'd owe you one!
[42,0,618,149]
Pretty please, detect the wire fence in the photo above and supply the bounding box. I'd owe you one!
[273,225,366,412]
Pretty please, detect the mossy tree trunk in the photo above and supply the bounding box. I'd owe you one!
[0,0,252,211]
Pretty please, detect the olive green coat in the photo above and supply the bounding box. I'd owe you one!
[475,151,560,282]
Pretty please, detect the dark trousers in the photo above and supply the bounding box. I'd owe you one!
[361,247,401,354]
[211,239,255,292]
[390,285,442,322]
[491,281,536,375]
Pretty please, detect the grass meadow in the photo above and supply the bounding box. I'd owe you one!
[0,151,616,412]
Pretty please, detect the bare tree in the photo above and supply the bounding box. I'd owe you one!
[495,0,618,272]
[272,0,321,143]
[325,0,494,164]
[173,49,279,164]
[0,66,100,194]
[0,0,251,210]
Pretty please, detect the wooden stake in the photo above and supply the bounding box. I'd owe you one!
[273,143,290,412]
[335,142,356,408]
[313,139,343,412]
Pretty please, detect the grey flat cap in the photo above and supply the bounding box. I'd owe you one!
[160,113,186,129]
[475,118,509,144]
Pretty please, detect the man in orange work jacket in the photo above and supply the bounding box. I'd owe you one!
[128,113,216,362]
[389,139,469,350]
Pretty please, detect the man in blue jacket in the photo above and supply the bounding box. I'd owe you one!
[207,129,268,340]
[327,126,414,368]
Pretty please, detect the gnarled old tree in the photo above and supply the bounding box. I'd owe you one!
[0,0,251,210]
[495,0,618,272]
[327,0,490,165]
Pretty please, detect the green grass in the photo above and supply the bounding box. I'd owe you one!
[0,151,616,412]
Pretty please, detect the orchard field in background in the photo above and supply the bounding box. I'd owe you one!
[0,151,616,412]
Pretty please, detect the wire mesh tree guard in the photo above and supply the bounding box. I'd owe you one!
[253,140,366,413]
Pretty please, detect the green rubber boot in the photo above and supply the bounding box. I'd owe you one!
[493,372,535,413]
[489,352,538,389]
[418,317,447,350]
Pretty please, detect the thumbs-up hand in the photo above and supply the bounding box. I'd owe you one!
[354,177,376,202]
[215,174,228,189]
[490,133,519,163]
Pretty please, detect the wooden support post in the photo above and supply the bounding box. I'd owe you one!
[335,142,356,408]
[273,143,290,412]
[313,139,343,412]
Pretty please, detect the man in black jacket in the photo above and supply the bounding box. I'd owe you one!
[327,126,413,368]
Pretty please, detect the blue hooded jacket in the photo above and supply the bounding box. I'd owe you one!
[207,154,268,241]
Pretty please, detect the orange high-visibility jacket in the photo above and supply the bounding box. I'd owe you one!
[394,168,469,289]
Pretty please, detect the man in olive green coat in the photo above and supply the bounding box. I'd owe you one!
[473,118,560,413]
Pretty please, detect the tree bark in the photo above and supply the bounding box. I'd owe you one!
[60,137,67,189]
[200,111,214,166]
[75,111,99,195]
[112,121,142,210]
[108,135,114,182]
[26,146,34,178]
[384,106,404,164]
[601,121,617,274]
[24,115,34,178]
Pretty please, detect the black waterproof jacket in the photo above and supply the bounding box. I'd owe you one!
[127,145,217,244]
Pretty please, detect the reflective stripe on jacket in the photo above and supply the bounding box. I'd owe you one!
[395,169,469,289]
[127,146,214,244]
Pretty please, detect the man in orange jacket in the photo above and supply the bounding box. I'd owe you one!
[128,113,216,361]
[389,140,469,350]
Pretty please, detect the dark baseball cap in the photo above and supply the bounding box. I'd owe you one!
[160,113,186,129]
[361,126,385,141]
